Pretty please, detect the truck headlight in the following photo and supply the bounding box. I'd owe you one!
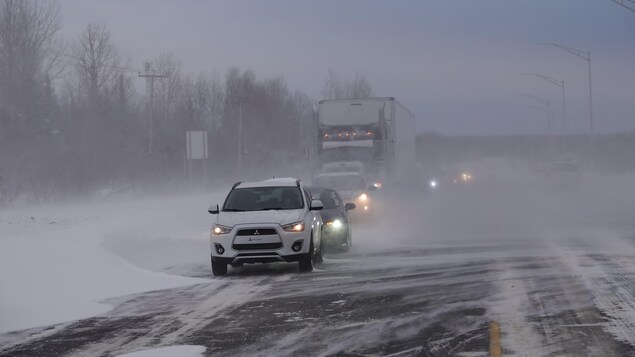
[282,221,305,232]
[212,224,232,235]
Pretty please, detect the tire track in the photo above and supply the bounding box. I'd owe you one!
[574,254,635,350]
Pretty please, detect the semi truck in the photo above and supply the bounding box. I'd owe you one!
[311,97,416,188]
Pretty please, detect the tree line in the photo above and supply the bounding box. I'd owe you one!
[0,0,373,205]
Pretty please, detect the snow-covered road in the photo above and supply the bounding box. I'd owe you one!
[3,241,635,356]
[2,173,635,356]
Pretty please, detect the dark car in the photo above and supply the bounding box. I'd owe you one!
[308,186,356,252]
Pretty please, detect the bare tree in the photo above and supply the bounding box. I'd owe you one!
[66,22,122,188]
[321,69,343,100]
[71,23,119,103]
[320,70,373,100]
[177,74,207,131]
[153,52,182,116]
[0,5,320,200]
[0,0,62,141]
[0,0,62,204]
[70,22,120,149]
[207,70,225,129]
[346,73,373,99]
[150,52,183,172]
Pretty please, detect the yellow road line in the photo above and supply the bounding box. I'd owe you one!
[490,321,502,357]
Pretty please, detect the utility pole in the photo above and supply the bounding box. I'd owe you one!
[138,62,168,159]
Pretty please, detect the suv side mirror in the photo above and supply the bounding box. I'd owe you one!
[345,203,356,211]
[310,199,324,211]
[208,204,219,214]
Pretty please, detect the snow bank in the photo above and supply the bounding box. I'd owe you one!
[0,190,223,333]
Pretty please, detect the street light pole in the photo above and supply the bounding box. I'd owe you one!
[518,93,554,160]
[523,73,566,135]
[539,43,594,165]
[517,93,551,122]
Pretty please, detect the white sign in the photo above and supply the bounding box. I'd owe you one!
[186,131,208,160]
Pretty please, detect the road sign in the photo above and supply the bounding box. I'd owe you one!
[186,131,208,160]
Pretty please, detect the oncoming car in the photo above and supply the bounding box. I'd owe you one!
[313,172,376,214]
[308,186,356,252]
[207,178,324,276]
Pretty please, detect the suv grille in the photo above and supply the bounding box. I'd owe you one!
[233,243,283,251]
[236,228,277,236]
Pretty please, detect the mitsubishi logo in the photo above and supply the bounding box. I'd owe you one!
[254,230,260,235]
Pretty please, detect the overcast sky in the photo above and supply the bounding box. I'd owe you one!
[59,0,635,135]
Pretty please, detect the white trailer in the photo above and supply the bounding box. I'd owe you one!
[314,97,416,186]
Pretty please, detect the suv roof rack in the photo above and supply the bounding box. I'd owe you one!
[232,181,242,189]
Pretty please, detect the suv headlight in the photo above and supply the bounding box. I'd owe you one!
[358,193,368,201]
[212,224,232,235]
[282,221,305,232]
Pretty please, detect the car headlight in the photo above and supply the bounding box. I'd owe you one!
[429,180,437,188]
[326,219,343,229]
[358,193,368,201]
[212,224,232,235]
[282,221,305,232]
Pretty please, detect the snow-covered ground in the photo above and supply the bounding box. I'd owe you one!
[0,190,223,333]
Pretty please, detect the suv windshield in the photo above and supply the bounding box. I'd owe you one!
[314,175,366,192]
[223,186,304,211]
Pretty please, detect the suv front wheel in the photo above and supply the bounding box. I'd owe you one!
[211,256,227,276]
[299,236,315,272]
[314,231,324,264]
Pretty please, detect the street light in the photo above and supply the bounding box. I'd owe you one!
[517,93,554,161]
[538,42,594,165]
[516,93,552,132]
[523,73,566,135]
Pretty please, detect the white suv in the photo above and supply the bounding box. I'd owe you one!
[208,178,324,276]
